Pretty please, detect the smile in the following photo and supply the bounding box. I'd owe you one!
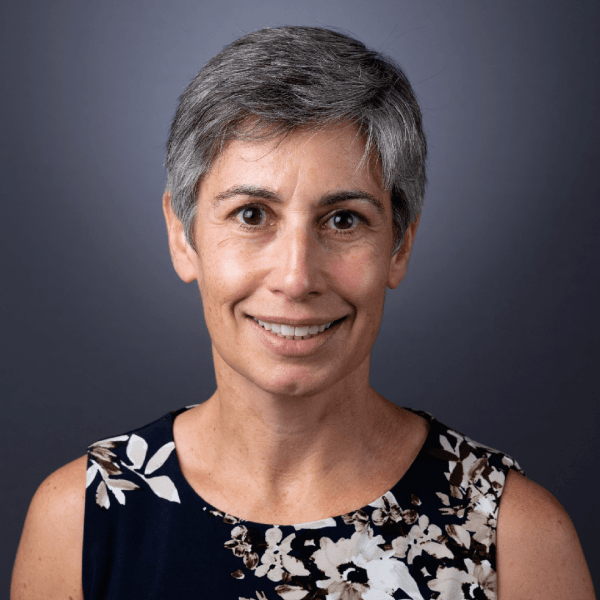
[251,317,337,340]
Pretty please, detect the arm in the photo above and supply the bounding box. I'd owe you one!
[497,469,595,600]
[11,455,87,600]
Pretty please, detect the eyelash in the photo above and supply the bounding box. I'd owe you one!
[231,205,368,235]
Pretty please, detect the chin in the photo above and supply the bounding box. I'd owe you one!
[245,362,356,399]
[255,374,328,399]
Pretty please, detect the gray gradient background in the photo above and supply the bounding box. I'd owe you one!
[2,0,599,592]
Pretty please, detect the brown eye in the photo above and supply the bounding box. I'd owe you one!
[236,207,265,226]
[330,211,357,230]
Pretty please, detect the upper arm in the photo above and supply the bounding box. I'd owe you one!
[11,455,87,600]
[497,469,595,600]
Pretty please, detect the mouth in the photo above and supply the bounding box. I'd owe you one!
[250,316,346,340]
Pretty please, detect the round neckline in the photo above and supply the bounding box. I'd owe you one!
[167,405,436,529]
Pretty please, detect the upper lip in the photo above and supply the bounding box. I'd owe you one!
[248,315,345,326]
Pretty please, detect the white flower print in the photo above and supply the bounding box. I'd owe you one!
[254,527,310,582]
[274,585,311,600]
[428,559,496,600]
[370,491,418,527]
[461,492,498,551]
[87,436,137,508]
[293,517,337,530]
[502,454,522,471]
[392,515,454,564]
[225,525,262,570]
[436,492,466,519]
[84,408,525,600]
[312,529,424,600]
[341,509,371,533]
[209,508,242,524]
[240,593,269,600]
[438,433,509,502]
[87,434,180,509]
[445,524,471,550]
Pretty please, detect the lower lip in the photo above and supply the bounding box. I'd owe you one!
[247,317,345,356]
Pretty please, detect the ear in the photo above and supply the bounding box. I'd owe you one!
[387,215,420,290]
[162,191,198,283]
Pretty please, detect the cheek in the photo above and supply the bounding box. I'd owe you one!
[199,238,258,310]
[329,246,389,302]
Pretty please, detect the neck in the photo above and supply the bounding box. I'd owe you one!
[190,347,405,496]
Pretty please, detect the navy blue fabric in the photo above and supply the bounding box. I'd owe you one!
[83,407,521,599]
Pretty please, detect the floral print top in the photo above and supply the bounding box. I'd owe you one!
[83,406,522,600]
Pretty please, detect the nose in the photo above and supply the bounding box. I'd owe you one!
[268,222,326,301]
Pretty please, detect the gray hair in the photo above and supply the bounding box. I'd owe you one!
[165,26,426,253]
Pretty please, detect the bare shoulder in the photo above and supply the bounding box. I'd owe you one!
[11,455,87,600]
[497,469,595,600]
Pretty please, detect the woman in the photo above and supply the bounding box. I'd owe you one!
[11,26,594,600]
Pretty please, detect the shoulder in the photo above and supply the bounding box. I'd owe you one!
[424,415,523,501]
[11,455,87,600]
[497,470,595,600]
[86,411,183,510]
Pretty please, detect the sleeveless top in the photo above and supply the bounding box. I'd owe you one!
[83,406,523,600]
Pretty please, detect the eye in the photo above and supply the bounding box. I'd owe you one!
[327,210,359,231]
[235,206,266,226]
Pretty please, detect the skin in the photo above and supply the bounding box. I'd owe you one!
[165,125,427,524]
[11,125,595,599]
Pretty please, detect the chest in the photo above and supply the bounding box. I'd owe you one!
[84,453,500,600]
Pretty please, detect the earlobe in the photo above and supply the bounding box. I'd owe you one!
[162,191,198,284]
[387,216,419,290]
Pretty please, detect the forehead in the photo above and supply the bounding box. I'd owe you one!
[200,125,387,201]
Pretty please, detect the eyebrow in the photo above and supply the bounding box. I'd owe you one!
[214,185,279,205]
[213,185,385,215]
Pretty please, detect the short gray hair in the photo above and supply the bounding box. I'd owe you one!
[165,26,426,252]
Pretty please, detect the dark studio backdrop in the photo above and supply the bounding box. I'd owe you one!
[2,0,599,591]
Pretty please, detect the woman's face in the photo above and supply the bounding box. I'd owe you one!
[165,125,417,397]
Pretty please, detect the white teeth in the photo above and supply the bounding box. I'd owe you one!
[253,317,337,339]
[280,324,295,336]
